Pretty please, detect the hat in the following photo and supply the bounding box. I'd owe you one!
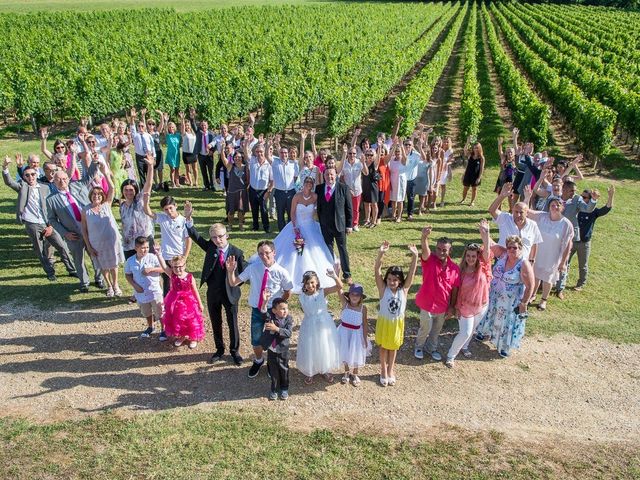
[343,283,366,300]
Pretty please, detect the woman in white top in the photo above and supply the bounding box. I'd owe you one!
[338,146,368,231]
[179,112,198,187]
[388,139,408,223]
[438,136,454,207]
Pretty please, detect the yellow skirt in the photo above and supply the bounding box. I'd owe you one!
[375,314,405,351]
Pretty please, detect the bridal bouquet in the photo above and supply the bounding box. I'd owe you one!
[293,229,305,256]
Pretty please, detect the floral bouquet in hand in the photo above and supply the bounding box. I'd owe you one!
[293,228,305,256]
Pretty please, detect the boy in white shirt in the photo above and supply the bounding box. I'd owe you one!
[124,236,166,340]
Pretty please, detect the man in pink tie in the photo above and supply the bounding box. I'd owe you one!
[46,165,104,293]
[227,240,293,379]
[315,167,353,282]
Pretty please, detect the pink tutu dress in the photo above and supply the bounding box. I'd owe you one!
[162,273,205,341]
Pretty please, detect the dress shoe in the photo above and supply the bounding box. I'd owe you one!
[208,350,224,364]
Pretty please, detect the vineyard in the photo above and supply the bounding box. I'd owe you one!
[1,1,640,161]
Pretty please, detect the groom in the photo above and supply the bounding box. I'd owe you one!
[316,166,352,282]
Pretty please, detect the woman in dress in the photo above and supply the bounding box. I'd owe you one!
[376,144,391,225]
[179,112,197,187]
[339,146,368,231]
[438,136,454,207]
[81,162,125,297]
[527,197,574,311]
[361,148,379,228]
[388,140,407,222]
[225,150,249,230]
[415,136,436,215]
[459,138,485,206]
[475,234,535,357]
[297,130,320,189]
[164,116,182,188]
[266,176,337,294]
[297,269,343,384]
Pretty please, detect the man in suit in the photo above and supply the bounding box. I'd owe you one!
[184,202,245,365]
[190,112,215,191]
[2,156,75,281]
[46,161,104,292]
[316,166,353,282]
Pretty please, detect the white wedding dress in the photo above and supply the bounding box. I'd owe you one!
[272,203,337,294]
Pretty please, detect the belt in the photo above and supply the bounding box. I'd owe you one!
[340,321,360,330]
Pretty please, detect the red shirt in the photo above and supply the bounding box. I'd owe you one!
[415,254,461,314]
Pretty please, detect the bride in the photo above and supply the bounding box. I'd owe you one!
[272,176,337,294]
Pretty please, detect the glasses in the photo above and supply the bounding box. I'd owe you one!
[172,264,186,269]
[349,152,357,155]
[23,172,37,177]
[212,234,226,240]
[55,146,65,150]
[365,154,374,157]
[466,243,480,250]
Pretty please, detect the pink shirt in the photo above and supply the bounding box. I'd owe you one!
[314,156,326,173]
[455,251,493,317]
[415,254,461,314]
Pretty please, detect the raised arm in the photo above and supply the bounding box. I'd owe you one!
[420,226,432,261]
[478,218,493,263]
[178,111,186,135]
[309,129,317,158]
[403,244,419,293]
[40,128,54,160]
[2,156,20,192]
[142,154,156,220]
[350,127,360,149]
[562,154,583,180]
[391,116,403,139]
[512,127,519,152]
[153,247,173,277]
[374,241,389,297]
[225,255,242,287]
[298,129,307,165]
[323,268,344,296]
[99,161,115,204]
[489,183,511,220]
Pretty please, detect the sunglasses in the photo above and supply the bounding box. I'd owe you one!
[466,243,480,250]
[23,172,37,177]
[55,145,65,150]
[506,245,520,251]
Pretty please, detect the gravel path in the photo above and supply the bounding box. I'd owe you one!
[1,301,638,445]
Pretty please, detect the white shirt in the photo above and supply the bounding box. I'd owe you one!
[340,160,364,196]
[271,157,299,191]
[131,125,156,158]
[494,211,543,260]
[23,184,45,224]
[405,150,421,181]
[154,212,189,260]
[214,133,232,153]
[124,253,163,303]
[249,159,272,190]
[182,132,196,154]
[238,261,293,308]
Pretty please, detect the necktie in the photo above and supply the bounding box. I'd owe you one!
[202,133,207,155]
[65,191,82,222]
[325,186,332,202]
[218,249,225,267]
[257,268,269,310]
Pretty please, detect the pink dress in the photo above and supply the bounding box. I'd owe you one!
[162,273,205,341]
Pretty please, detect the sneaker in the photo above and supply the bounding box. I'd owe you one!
[231,352,243,366]
[268,390,278,401]
[163,181,169,192]
[445,358,454,368]
[414,348,424,360]
[352,225,359,232]
[461,349,473,358]
[174,338,185,347]
[113,287,123,297]
[279,390,289,401]
[188,341,197,349]
[95,279,105,289]
[499,350,509,358]
[248,360,264,378]
[158,331,168,342]
[47,274,57,282]
[341,372,350,384]
[140,327,154,338]
[68,271,78,278]
[105,287,114,298]
[574,285,584,292]
[351,375,361,387]
[208,350,224,364]
[475,333,485,342]
[430,351,442,361]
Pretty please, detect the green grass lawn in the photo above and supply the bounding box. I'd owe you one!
[0,0,313,13]
[1,137,638,343]
[1,410,638,479]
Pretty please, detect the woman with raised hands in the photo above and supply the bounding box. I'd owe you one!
[459,137,485,207]
[297,129,321,190]
[178,111,197,187]
[388,137,408,222]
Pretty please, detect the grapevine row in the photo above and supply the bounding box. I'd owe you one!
[498,2,640,140]
[395,2,467,136]
[0,3,450,136]
[480,4,549,147]
[489,4,616,157]
[458,1,481,143]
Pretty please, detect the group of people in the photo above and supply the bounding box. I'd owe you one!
[3,111,614,399]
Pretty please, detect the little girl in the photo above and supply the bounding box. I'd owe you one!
[374,241,419,386]
[296,268,343,384]
[337,283,370,387]
[155,252,205,349]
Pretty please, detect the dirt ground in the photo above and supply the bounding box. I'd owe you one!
[1,301,638,447]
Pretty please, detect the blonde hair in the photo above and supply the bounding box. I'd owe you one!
[505,235,523,250]
[209,223,227,238]
[171,254,186,266]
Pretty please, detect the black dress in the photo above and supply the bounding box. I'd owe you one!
[361,163,380,203]
[462,156,482,187]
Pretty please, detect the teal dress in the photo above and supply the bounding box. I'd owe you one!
[165,133,181,168]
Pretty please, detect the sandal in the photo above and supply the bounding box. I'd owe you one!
[379,376,388,387]
[174,338,185,347]
[387,376,396,386]
[113,287,123,297]
[341,372,350,384]
[537,298,548,311]
[304,376,314,385]
[188,341,197,349]
[323,373,334,384]
[351,375,361,387]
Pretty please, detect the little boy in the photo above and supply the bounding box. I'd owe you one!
[124,236,166,340]
[258,290,293,401]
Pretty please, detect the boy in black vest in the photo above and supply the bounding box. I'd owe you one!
[259,290,293,401]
